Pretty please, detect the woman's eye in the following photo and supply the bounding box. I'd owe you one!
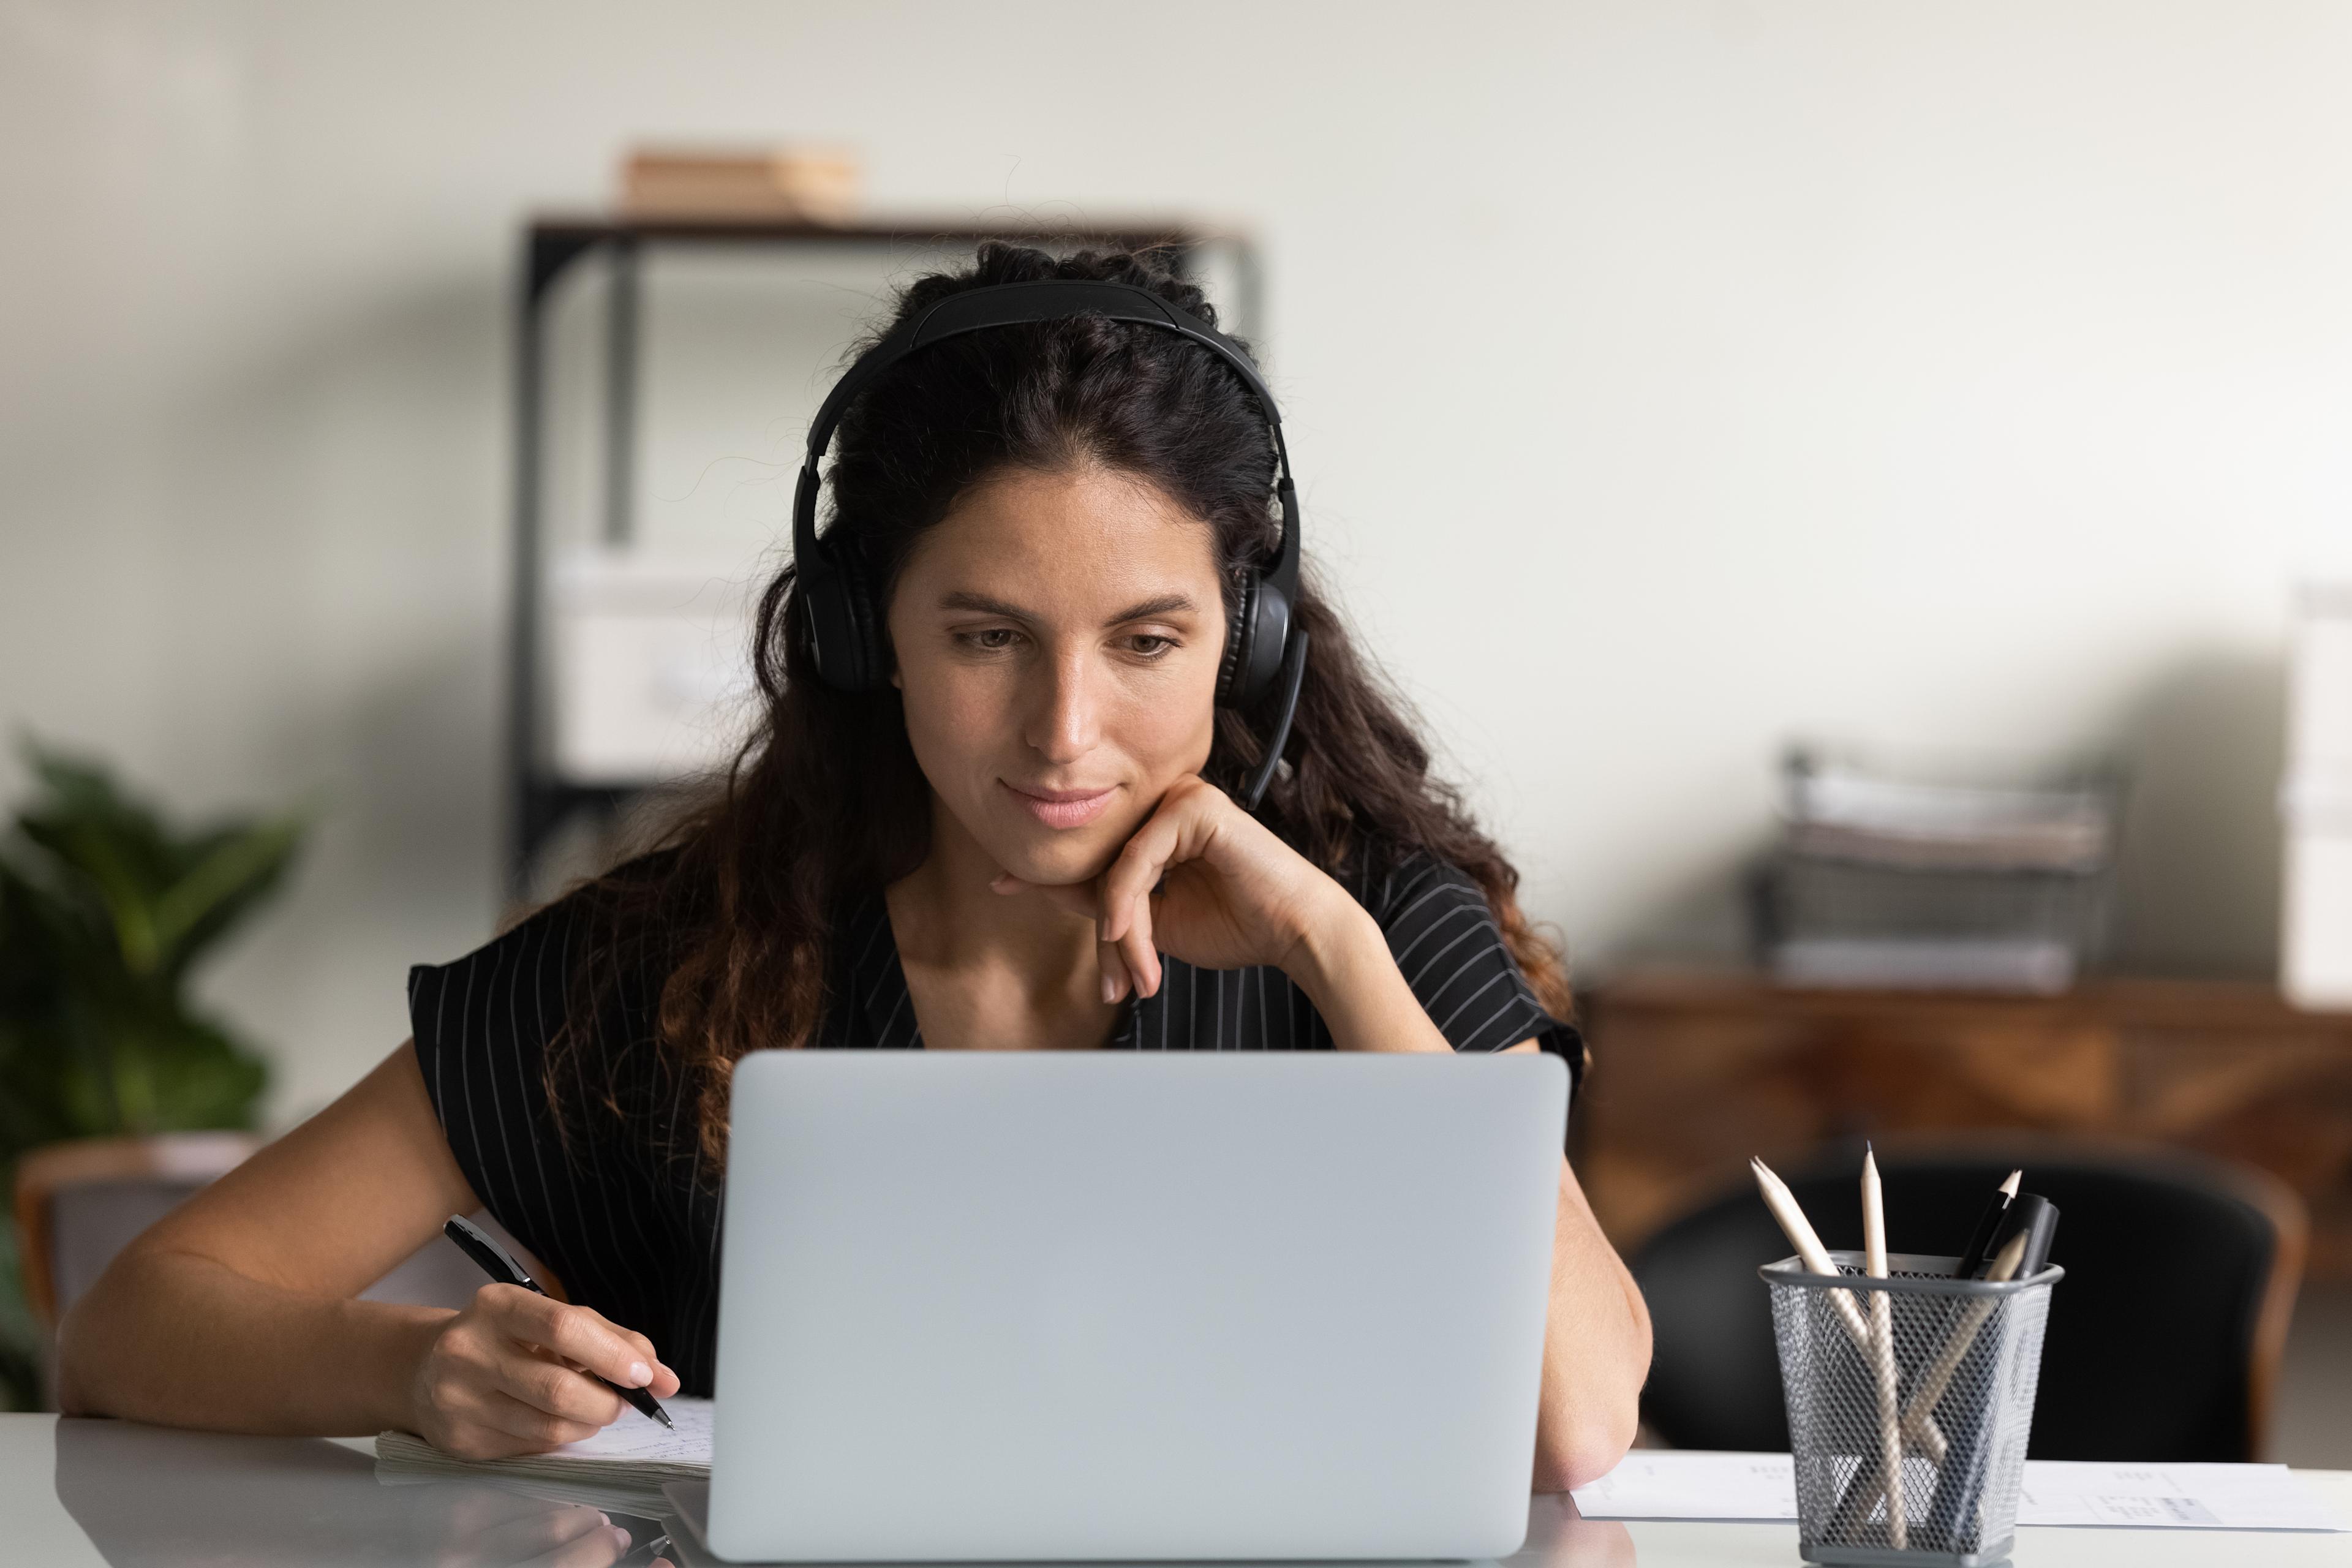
[963,628,1020,651]
[1129,635,1175,658]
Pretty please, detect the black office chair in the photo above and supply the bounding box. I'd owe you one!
[1630,1137,2305,1461]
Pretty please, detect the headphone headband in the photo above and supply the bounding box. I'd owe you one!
[793,279,1297,603]
[802,280,1281,461]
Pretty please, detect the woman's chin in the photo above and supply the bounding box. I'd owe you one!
[992,825,1120,889]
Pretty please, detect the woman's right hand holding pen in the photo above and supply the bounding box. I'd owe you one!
[408,1284,681,1459]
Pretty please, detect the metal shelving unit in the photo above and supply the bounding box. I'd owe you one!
[507,215,1260,894]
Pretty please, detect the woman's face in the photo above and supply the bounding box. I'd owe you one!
[888,463,1226,887]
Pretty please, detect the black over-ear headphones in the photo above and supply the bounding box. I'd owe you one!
[791,278,1311,813]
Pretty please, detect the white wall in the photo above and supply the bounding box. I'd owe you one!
[5,0,2348,1122]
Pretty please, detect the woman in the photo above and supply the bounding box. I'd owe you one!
[59,244,1651,1501]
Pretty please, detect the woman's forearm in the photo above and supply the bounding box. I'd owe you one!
[1284,899,1649,1488]
[57,1244,445,1436]
[1528,1158,1651,1491]
[1281,899,1452,1054]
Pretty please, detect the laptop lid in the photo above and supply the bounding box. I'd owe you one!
[709,1052,1566,1562]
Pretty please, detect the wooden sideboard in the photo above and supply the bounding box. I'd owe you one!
[1575,968,2352,1278]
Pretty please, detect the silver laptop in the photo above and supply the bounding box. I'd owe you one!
[706,1052,1568,1562]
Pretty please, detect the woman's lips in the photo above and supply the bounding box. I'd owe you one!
[1001,780,1116,829]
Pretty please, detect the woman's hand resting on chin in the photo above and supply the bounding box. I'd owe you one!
[989,774,1348,1004]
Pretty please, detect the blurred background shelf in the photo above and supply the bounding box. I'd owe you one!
[1578,965,2352,1279]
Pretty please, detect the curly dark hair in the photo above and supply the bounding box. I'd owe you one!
[550,241,1572,1171]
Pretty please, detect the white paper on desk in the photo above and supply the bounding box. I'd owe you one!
[2016,1461,2343,1531]
[1569,1451,1797,1521]
[1571,1452,2346,1532]
[535,1396,713,1466]
[374,1395,712,1513]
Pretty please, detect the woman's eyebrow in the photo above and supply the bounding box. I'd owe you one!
[1103,593,1196,625]
[937,590,1198,625]
[938,590,1031,619]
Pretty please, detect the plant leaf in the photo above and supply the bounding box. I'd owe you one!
[151,809,308,978]
[25,818,164,974]
[1,737,294,1159]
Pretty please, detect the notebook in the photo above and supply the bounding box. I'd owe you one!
[374,1398,712,1517]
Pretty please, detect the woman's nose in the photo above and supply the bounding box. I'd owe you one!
[1025,649,1100,763]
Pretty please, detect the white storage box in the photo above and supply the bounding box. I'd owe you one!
[2282,586,2352,1008]
[549,548,763,786]
[2290,591,2352,763]
[2285,827,2352,1007]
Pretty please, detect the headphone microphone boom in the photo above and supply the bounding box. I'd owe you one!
[790,279,1308,814]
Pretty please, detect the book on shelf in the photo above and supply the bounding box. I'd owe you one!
[618,146,860,222]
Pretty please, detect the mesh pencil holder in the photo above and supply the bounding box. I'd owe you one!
[1762,1251,2062,1568]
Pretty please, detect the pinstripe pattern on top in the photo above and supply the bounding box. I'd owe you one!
[407,846,1577,1396]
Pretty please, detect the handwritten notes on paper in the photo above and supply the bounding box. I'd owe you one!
[375,1396,712,1515]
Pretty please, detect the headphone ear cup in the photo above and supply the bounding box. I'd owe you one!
[839,559,884,690]
[801,553,888,692]
[1244,579,1292,708]
[1217,572,1260,707]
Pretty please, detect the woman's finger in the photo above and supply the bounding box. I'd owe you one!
[497,1349,627,1428]
[1101,804,1192,944]
[484,1288,666,1394]
[1097,935,1129,1005]
[476,1386,606,1450]
[604,1334,680,1400]
[1120,888,1161,997]
[614,1328,677,1395]
[559,1345,681,1403]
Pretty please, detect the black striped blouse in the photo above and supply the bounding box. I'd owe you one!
[407,847,1579,1395]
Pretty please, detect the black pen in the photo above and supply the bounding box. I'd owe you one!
[1954,1168,2022,1278]
[442,1215,674,1431]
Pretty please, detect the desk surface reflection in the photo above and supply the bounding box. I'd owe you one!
[7,1416,2346,1568]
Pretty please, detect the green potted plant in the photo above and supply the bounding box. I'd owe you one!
[0,741,307,1409]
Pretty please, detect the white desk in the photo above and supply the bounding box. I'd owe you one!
[3,1415,2345,1566]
